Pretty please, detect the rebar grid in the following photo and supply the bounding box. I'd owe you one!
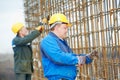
[24,0,120,80]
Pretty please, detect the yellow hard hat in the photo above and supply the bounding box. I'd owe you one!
[49,13,71,27]
[12,23,24,34]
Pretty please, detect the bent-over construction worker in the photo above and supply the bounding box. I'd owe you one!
[40,13,98,80]
[11,23,44,80]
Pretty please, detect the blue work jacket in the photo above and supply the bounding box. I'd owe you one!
[40,32,92,79]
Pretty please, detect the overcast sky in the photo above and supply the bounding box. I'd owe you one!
[0,0,25,53]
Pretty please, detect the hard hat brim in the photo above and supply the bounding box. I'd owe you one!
[67,23,72,27]
[49,22,72,29]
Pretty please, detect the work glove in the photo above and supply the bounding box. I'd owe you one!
[42,18,48,24]
[35,26,44,32]
[77,56,86,66]
[78,54,93,64]
[86,49,98,59]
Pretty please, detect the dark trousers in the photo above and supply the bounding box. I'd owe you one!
[15,73,31,80]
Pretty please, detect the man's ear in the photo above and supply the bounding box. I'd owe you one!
[55,24,61,29]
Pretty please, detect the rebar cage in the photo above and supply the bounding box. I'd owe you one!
[24,0,120,80]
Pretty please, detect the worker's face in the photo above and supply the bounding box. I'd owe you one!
[19,27,28,37]
[55,24,68,39]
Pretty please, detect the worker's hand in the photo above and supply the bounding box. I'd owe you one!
[35,26,44,32]
[87,50,98,59]
[42,18,48,24]
[77,56,86,67]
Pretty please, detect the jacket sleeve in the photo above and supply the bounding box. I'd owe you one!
[13,30,41,45]
[78,54,93,64]
[40,37,78,66]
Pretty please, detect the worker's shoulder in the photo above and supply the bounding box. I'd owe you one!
[12,36,21,41]
[41,34,56,44]
[42,34,53,41]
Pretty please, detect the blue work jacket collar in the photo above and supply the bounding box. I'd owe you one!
[49,32,64,41]
[49,32,73,53]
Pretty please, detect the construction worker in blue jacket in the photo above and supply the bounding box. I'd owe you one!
[11,23,44,80]
[40,13,98,80]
